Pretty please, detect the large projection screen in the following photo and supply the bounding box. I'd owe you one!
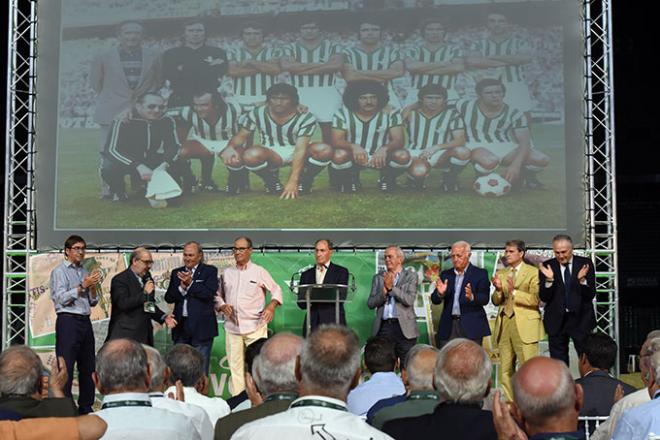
[36,0,583,248]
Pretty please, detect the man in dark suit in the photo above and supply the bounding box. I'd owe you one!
[368,246,419,363]
[297,239,349,336]
[432,241,491,347]
[576,333,635,428]
[165,241,219,373]
[382,338,496,440]
[539,234,596,365]
[106,247,176,345]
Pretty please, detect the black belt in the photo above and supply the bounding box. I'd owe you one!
[452,315,461,320]
[57,312,90,320]
[382,318,399,324]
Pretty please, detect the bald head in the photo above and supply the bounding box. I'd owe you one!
[0,346,43,397]
[404,345,438,391]
[512,357,581,432]
[434,338,491,403]
[95,338,150,395]
[253,333,303,396]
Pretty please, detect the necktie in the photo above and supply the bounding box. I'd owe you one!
[504,268,516,317]
[563,264,571,309]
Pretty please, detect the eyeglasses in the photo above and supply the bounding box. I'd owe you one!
[69,246,86,253]
[140,259,154,264]
[145,104,166,110]
[232,247,251,253]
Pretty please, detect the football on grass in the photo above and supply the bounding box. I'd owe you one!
[473,173,512,197]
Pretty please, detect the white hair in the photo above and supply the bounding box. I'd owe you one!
[451,241,471,252]
[434,338,490,403]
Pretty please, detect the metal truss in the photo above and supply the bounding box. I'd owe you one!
[3,1,619,360]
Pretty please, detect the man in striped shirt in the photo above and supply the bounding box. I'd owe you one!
[170,89,247,193]
[466,12,534,114]
[403,83,469,191]
[281,20,344,144]
[455,79,548,188]
[331,80,406,192]
[403,19,464,106]
[228,22,283,107]
[100,93,192,205]
[221,83,326,198]
[342,20,404,107]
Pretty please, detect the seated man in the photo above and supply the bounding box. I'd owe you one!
[576,332,635,433]
[382,338,496,439]
[100,92,193,206]
[221,83,326,198]
[0,346,77,418]
[164,344,230,425]
[93,339,199,439]
[347,336,405,417]
[331,80,405,192]
[402,83,468,191]
[0,415,107,440]
[170,89,246,193]
[455,79,548,188]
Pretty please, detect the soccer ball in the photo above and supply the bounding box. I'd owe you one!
[473,173,511,197]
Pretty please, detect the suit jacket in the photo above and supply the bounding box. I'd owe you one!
[297,262,349,336]
[382,401,496,440]
[432,263,491,340]
[106,268,166,346]
[214,394,295,440]
[576,370,636,417]
[89,46,161,125]
[491,261,544,347]
[164,263,219,342]
[0,397,77,419]
[539,255,596,337]
[367,269,419,339]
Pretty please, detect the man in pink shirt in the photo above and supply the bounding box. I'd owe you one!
[217,236,283,395]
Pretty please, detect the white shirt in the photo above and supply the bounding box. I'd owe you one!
[178,264,198,317]
[232,395,394,439]
[590,387,650,440]
[347,372,405,416]
[95,392,199,440]
[149,392,214,440]
[316,264,328,284]
[164,385,230,425]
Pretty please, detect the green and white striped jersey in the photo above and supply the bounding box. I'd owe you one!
[470,37,531,83]
[405,44,463,89]
[343,44,401,85]
[332,107,402,155]
[228,46,283,97]
[455,98,527,144]
[405,108,464,150]
[173,103,243,141]
[241,105,317,147]
[283,40,341,88]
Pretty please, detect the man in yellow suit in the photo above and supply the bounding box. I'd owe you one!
[491,239,544,401]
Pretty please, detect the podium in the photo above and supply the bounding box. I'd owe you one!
[292,283,354,336]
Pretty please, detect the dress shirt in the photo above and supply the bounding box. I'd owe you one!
[347,371,406,416]
[149,392,213,440]
[590,387,650,440]
[452,268,465,316]
[50,260,98,314]
[382,271,401,320]
[371,391,441,429]
[96,392,199,440]
[316,264,327,284]
[177,264,198,317]
[217,261,283,335]
[0,417,79,440]
[231,395,394,440]
[612,390,660,440]
[164,385,230,424]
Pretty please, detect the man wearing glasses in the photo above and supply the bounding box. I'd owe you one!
[106,247,177,345]
[49,235,102,414]
[216,237,283,395]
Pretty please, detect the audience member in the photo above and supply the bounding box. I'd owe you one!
[143,345,213,440]
[370,344,440,429]
[215,333,302,440]
[382,338,495,439]
[0,347,78,418]
[347,336,405,416]
[232,325,392,439]
[93,338,199,439]
[591,330,660,440]
[492,356,584,440]
[612,337,660,439]
[0,415,107,440]
[164,344,230,424]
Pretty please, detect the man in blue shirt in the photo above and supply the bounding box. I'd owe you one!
[49,235,101,414]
